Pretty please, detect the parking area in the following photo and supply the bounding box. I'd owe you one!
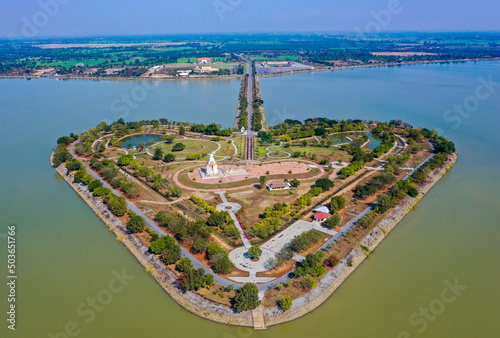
[261,220,337,255]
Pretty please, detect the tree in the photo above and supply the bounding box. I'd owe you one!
[290,179,300,187]
[163,153,176,162]
[93,186,111,197]
[232,283,261,312]
[101,166,118,181]
[153,147,164,160]
[207,243,227,261]
[181,267,212,292]
[323,214,340,229]
[178,125,186,135]
[111,177,127,188]
[176,257,193,273]
[57,136,72,146]
[88,179,103,192]
[166,185,182,198]
[118,154,133,166]
[315,178,334,192]
[122,182,141,198]
[293,251,325,278]
[52,145,72,166]
[376,194,393,214]
[150,235,181,264]
[65,159,82,172]
[248,245,262,259]
[108,196,127,217]
[127,215,146,233]
[207,211,225,227]
[330,195,346,212]
[279,295,292,311]
[213,256,233,274]
[258,176,267,189]
[193,237,209,253]
[164,135,175,144]
[172,143,186,152]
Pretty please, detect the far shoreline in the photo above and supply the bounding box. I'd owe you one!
[3,58,499,83]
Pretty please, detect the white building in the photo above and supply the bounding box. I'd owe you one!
[267,180,291,191]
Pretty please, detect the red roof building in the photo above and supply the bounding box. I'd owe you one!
[314,211,332,221]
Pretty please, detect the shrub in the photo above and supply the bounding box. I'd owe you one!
[163,153,176,162]
[172,143,186,152]
[186,153,201,160]
[166,185,182,198]
[289,230,323,252]
[279,296,292,311]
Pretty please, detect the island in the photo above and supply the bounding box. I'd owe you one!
[51,110,456,329]
[50,51,457,330]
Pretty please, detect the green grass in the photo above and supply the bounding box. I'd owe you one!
[176,57,199,63]
[215,140,236,157]
[36,60,108,67]
[154,139,218,157]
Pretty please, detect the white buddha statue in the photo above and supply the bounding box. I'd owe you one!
[206,153,218,176]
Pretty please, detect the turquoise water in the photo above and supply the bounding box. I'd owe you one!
[366,132,382,150]
[121,134,164,148]
[1,62,500,337]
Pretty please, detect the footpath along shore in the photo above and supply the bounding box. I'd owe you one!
[52,150,456,329]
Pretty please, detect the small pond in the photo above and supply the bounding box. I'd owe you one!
[121,134,164,149]
[366,133,382,150]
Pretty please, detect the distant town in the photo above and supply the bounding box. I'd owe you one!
[3,32,500,80]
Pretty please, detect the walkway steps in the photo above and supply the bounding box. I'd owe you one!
[252,306,267,330]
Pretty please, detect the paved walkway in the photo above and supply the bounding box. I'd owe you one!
[173,159,325,192]
[215,191,251,249]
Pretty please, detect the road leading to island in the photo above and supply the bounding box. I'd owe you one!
[241,56,256,161]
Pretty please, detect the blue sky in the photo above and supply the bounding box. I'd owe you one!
[1,0,499,38]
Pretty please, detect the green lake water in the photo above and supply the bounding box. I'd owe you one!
[1,62,500,337]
